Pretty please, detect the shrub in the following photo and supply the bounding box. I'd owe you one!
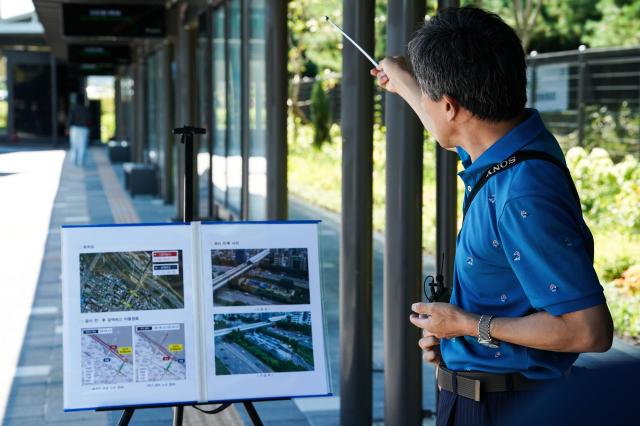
[605,283,640,340]
[310,80,331,148]
[566,146,640,234]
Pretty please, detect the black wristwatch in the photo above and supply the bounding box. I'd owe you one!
[478,315,500,348]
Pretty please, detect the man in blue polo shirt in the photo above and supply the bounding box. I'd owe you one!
[372,6,613,426]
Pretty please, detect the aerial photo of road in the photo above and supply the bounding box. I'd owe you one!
[81,326,134,385]
[211,248,310,307]
[80,250,184,313]
[214,312,314,376]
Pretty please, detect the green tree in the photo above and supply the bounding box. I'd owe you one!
[584,0,640,47]
[464,0,604,53]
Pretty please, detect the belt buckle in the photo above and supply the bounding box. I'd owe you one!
[457,375,482,402]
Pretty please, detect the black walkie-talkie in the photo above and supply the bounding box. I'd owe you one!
[423,253,446,303]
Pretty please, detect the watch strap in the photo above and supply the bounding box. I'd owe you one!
[478,315,499,348]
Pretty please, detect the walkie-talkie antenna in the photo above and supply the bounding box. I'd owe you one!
[424,252,446,303]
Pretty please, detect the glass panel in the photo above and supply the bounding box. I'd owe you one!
[248,0,266,220]
[119,74,134,143]
[13,63,52,137]
[212,7,227,208]
[226,0,242,215]
[196,12,210,218]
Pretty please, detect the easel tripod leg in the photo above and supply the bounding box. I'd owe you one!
[117,408,135,426]
[172,405,184,426]
[243,402,264,426]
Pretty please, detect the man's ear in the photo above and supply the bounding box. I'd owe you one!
[442,95,459,122]
[443,94,472,123]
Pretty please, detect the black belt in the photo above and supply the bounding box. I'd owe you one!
[437,366,553,402]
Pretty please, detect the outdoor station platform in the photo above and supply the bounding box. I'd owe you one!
[1,145,639,425]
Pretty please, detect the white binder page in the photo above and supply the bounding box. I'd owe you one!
[62,223,199,411]
[199,221,329,401]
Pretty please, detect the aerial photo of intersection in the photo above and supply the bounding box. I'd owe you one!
[211,248,310,306]
[80,250,184,313]
[214,312,314,375]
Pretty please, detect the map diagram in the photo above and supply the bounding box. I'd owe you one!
[134,324,186,382]
[81,326,134,385]
[80,250,184,313]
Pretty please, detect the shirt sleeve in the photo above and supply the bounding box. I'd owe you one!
[497,195,605,316]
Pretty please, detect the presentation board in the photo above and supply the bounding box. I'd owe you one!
[61,221,329,411]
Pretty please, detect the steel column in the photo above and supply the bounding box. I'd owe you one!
[265,0,288,220]
[175,10,197,220]
[384,1,425,425]
[435,1,459,303]
[435,0,460,413]
[114,75,122,141]
[50,54,58,145]
[240,0,250,220]
[162,43,175,204]
[576,50,586,146]
[134,48,147,163]
[340,0,375,424]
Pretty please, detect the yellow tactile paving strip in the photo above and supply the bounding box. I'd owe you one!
[92,148,140,224]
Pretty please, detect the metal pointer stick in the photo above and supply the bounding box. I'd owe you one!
[323,16,380,69]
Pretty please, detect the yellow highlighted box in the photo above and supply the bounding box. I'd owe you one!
[168,343,184,352]
[117,346,132,355]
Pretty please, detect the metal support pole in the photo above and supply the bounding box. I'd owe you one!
[184,133,194,222]
[265,0,288,220]
[134,48,147,163]
[240,0,250,220]
[435,147,457,292]
[172,406,184,426]
[529,60,538,109]
[117,408,135,426]
[340,0,374,424]
[243,401,264,426]
[175,13,197,219]
[114,75,123,141]
[50,54,58,145]
[162,43,175,204]
[576,50,586,146]
[384,1,425,425]
[435,0,460,414]
[435,1,459,304]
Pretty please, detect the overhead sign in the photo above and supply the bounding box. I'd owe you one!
[68,45,131,65]
[63,4,165,38]
[534,63,569,112]
[76,63,117,76]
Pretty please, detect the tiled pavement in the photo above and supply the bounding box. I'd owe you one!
[1,145,438,426]
[2,145,639,426]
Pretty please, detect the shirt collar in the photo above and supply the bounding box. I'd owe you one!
[458,109,545,180]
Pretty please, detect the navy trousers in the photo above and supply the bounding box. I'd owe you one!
[436,388,537,426]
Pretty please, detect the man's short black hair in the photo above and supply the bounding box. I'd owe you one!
[407,6,527,122]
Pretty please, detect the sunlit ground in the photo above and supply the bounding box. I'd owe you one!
[0,149,65,419]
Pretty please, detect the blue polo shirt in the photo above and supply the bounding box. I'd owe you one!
[440,109,606,380]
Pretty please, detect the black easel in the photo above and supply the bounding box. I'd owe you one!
[113,126,264,426]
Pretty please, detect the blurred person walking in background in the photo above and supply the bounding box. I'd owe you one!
[67,92,91,166]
